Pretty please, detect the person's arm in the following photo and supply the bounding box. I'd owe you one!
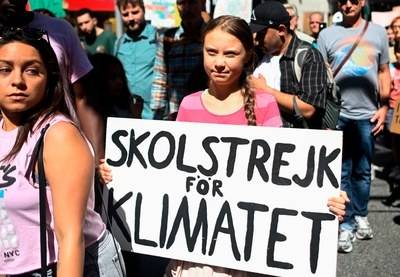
[371,63,390,136]
[151,32,168,119]
[59,18,104,164]
[265,85,316,118]
[44,122,94,277]
[72,78,105,164]
[249,74,316,118]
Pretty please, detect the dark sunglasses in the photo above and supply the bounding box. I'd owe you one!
[338,0,359,5]
[0,27,50,44]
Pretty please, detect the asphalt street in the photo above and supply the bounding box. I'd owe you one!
[336,177,400,277]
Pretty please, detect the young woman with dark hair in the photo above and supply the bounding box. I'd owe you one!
[0,28,125,276]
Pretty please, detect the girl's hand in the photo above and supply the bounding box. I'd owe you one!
[327,190,349,222]
[97,158,113,185]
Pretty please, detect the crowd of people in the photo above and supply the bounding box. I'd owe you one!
[0,0,399,276]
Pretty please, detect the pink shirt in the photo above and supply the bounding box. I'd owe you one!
[172,90,281,276]
[0,114,105,274]
[176,90,282,127]
[390,62,400,109]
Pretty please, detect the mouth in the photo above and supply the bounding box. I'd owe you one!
[8,92,28,100]
[211,72,230,78]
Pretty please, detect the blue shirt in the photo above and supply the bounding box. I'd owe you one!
[115,23,157,119]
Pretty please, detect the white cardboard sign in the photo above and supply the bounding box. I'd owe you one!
[104,118,342,277]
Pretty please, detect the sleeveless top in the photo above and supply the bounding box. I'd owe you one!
[0,114,105,274]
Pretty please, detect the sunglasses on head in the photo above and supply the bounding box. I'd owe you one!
[0,27,50,44]
[338,0,359,5]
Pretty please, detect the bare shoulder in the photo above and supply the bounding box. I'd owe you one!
[45,121,82,142]
[44,121,90,154]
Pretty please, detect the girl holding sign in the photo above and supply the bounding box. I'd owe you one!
[98,15,348,277]
[0,29,124,276]
[164,15,349,277]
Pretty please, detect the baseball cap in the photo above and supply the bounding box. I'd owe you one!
[249,1,291,33]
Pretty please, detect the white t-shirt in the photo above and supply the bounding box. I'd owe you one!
[253,54,282,91]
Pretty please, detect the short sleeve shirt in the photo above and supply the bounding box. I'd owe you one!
[318,20,389,120]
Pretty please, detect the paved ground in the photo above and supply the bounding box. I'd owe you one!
[336,177,400,277]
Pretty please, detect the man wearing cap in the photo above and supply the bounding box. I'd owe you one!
[249,0,327,129]
[317,0,390,253]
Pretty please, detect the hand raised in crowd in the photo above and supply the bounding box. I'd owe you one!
[370,105,388,136]
[327,190,350,222]
[97,158,113,185]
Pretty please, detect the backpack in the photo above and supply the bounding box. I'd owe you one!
[292,44,341,130]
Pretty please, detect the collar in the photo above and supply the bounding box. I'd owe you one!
[282,32,300,60]
[122,22,153,43]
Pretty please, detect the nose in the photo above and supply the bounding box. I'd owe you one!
[214,55,226,70]
[128,12,135,21]
[11,70,26,90]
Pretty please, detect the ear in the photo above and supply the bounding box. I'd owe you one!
[277,24,287,36]
[93,18,98,25]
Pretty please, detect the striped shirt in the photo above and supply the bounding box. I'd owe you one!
[150,24,208,120]
[279,34,327,128]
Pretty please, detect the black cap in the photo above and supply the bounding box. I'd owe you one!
[249,1,291,33]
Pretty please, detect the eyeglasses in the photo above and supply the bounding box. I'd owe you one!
[0,27,50,44]
[338,0,359,5]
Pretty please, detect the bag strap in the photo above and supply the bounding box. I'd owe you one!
[29,124,50,277]
[333,20,369,78]
[291,43,312,129]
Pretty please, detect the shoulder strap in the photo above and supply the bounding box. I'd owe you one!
[294,43,311,83]
[29,124,50,276]
[333,20,369,78]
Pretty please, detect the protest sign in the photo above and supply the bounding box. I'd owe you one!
[104,118,342,277]
[144,0,180,28]
[213,0,252,22]
[390,99,400,135]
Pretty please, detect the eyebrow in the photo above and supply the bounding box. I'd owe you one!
[0,59,44,66]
